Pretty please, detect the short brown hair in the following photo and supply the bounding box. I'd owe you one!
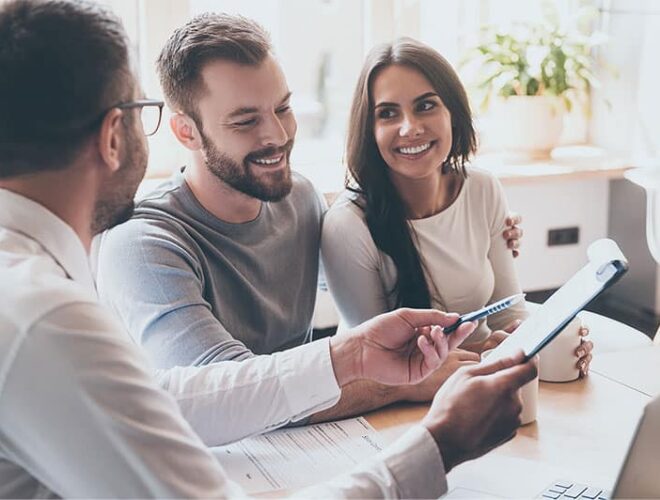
[157,13,271,124]
[0,0,132,178]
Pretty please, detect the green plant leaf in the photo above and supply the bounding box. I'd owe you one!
[465,13,611,112]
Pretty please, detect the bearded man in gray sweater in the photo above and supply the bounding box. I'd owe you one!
[97,13,523,422]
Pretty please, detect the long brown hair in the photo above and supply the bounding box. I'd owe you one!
[346,37,477,308]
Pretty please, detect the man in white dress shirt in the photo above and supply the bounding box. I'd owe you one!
[0,0,537,497]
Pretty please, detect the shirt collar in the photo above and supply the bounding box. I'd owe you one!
[0,188,96,294]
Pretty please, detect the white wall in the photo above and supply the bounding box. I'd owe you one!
[505,179,610,291]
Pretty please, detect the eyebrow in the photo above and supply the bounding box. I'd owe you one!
[227,92,293,119]
[374,91,440,109]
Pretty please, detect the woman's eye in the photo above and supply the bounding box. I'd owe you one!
[376,108,396,120]
[417,100,436,112]
[276,105,291,114]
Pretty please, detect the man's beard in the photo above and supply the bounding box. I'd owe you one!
[91,125,148,234]
[201,131,293,202]
[92,200,135,235]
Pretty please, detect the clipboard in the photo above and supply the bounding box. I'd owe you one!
[486,238,628,363]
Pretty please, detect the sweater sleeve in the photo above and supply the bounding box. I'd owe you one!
[96,219,256,368]
[484,174,529,331]
[321,198,392,328]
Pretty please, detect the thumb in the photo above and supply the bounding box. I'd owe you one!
[488,358,538,392]
[470,349,526,377]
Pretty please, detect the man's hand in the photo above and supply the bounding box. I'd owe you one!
[421,350,538,472]
[503,213,523,258]
[329,308,476,387]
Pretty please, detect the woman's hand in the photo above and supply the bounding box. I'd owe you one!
[576,324,593,377]
[465,318,593,378]
[400,348,481,402]
[462,319,522,354]
[503,213,523,258]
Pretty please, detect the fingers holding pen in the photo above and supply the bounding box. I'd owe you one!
[417,328,446,371]
[416,321,476,374]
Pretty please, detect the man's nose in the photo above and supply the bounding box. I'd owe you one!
[260,113,288,147]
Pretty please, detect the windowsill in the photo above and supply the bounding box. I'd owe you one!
[137,144,634,199]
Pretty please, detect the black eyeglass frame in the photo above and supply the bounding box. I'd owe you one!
[115,99,165,137]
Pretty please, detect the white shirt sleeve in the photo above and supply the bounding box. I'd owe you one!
[155,339,342,445]
[0,302,241,498]
[0,301,448,498]
[296,426,448,499]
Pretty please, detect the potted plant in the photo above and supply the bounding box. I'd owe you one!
[465,13,605,159]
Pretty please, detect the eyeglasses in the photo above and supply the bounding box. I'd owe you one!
[116,99,164,137]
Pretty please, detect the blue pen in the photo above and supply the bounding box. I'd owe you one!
[443,293,526,334]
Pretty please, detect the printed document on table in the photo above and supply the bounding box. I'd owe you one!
[211,417,385,494]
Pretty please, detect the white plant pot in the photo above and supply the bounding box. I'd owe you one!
[490,95,565,160]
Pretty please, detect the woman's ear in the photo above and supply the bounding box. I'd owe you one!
[97,108,124,173]
[170,113,203,151]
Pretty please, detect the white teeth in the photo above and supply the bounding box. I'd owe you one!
[398,143,431,155]
[253,155,282,165]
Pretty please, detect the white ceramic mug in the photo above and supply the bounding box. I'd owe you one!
[538,315,583,383]
[482,349,539,425]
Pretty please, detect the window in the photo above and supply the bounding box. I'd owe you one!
[99,0,655,187]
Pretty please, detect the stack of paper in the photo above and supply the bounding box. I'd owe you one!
[212,417,385,494]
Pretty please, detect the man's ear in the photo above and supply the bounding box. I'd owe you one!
[171,113,203,151]
[98,108,125,173]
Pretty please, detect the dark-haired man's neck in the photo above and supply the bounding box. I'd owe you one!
[185,156,261,224]
[0,163,96,251]
[392,170,461,220]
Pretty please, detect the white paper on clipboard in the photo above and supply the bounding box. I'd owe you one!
[486,239,628,363]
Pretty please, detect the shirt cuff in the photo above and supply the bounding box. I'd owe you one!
[381,425,448,499]
[276,338,341,419]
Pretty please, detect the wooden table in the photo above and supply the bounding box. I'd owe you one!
[591,345,660,397]
[364,315,658,497]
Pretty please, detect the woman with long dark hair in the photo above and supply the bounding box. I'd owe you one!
[322,38,592,378]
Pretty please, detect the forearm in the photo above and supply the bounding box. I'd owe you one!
[309,379,403,423]
[307,331,405,423]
